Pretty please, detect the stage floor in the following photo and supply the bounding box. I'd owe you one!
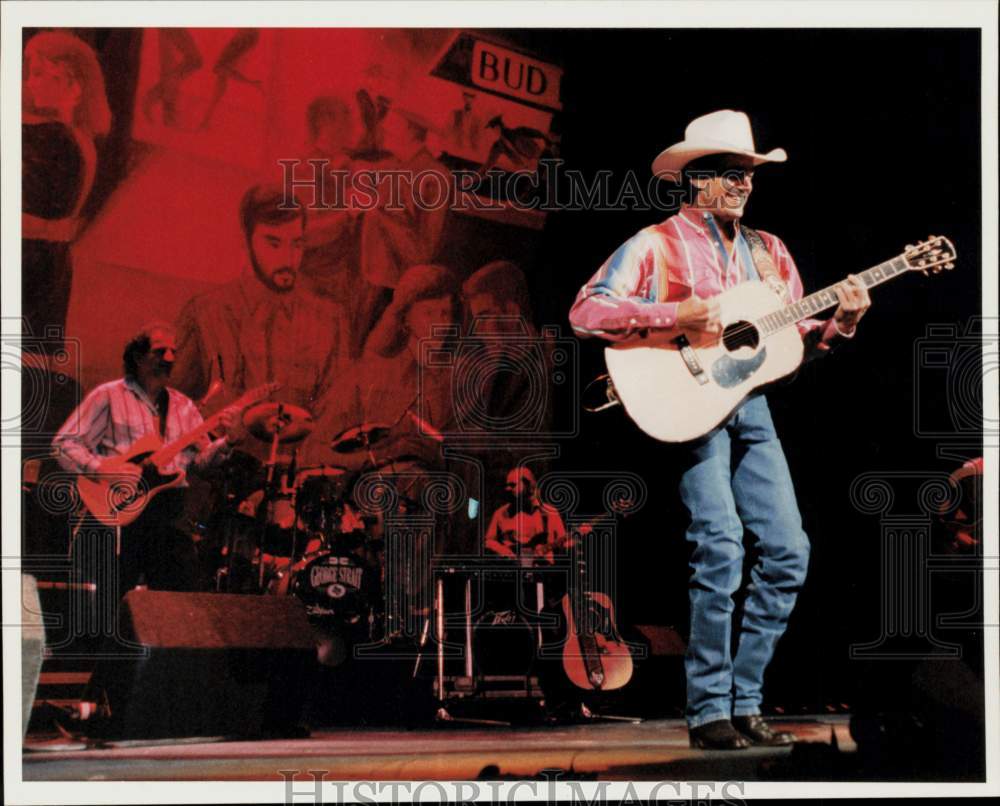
[24,715,854,782]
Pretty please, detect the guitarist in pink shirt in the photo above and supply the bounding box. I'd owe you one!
[569,110,870,749]
[53,322,246,592]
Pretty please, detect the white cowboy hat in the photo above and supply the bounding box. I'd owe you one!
[651,109,787,179]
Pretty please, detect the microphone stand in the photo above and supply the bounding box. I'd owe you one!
[259,404,286,592]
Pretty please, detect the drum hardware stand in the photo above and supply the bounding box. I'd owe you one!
[286,449,301,572]
[217,459,244,592]
[427,572,512,727]
[533,573,545,648]
[412,616,431,679]
[258,405,286,591]
[574,702,641,723]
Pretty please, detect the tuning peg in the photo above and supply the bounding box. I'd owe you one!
[906,244,915,251]
[945,263,954,270]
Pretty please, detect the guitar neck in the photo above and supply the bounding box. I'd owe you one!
[152,408,228,467]
[150,383,275,467]
[755,253,911,338]
[572,557,599,636]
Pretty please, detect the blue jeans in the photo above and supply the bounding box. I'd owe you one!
[677,395,810,728]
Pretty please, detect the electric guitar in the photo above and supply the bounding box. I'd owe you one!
[77,383,278,526]
[560,525,633,691]
[604,236,956,443]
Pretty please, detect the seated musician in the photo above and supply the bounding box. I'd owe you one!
[482,468,571,682]
[484,468,568,566]
[52,322,245,592]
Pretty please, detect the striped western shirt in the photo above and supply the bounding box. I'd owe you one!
[569,209,846,349]
[52,377,229,478]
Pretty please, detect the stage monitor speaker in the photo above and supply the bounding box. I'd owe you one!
[86,590,318,740]
[623,625,686,718]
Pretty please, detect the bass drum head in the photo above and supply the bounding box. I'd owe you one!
[289,552,368,624]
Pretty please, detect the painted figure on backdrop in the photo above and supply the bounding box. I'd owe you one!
[173,182,350,459]
[569,110,871,750]
[352,63,394,162]
[357,108,451,352]
[462,260,555,495]
[463,259,548,422]
[448,90,483,156]
[297,95,371,357]
[198,28,264,131]
[22,30,111,353]
[141,28,202,128]
[480,115,554,175]
[312,264,464,468]
[52,322,246,593]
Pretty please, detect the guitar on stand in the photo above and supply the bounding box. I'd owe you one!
[560,523,634,693]
[604,236,956,442]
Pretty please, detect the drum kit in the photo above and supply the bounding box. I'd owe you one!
[208,400,432,642]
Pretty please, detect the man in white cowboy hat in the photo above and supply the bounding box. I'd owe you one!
[569,110,871,750]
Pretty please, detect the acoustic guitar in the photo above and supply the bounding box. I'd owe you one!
[77,383,278,527]
[560,527,633,691]
[604,236,956,443]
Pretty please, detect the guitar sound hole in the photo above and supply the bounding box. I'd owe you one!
[722,320,760,352]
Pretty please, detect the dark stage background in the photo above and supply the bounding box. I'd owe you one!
[22,27,984,730]
[521,28,984,716]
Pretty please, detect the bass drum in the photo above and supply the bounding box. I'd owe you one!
[271,551,372,626]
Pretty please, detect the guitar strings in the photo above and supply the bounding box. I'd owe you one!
[679,245,949,345]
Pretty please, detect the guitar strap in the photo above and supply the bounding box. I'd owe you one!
[740,225,794,305]
[155,389,169,438]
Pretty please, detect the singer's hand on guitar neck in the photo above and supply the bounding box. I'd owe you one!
[677,296,722,336]
[832,274,871,336]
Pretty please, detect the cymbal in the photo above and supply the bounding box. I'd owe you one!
[368,454,432,475]
[330,421,393,453]
[243,402,314,443]
[295,465,351,481]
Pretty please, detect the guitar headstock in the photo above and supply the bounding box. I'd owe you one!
[238,381,281,407]
[903,236,956,276]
